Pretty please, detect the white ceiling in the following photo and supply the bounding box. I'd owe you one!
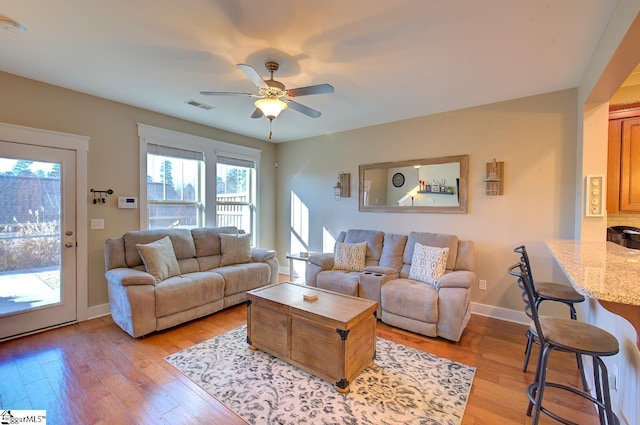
[0,0,619,143]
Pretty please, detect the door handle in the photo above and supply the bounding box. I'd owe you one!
[65,242,75,248]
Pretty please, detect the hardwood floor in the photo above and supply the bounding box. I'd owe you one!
[0,278,601,424]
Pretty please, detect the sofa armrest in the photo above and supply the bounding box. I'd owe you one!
[305,253,334,287]
[363,265,399,276]
[359,268,400,317]
[307,252,334,269]
[435,270,476,290]
[105,268,156,287]
[251,248,276,263]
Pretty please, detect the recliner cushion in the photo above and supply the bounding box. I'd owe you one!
[215,263,271,296]
[155,272,225,317]
[317,270,359,296]
[343,229,384,263]
[381,278,438,323]
[191,226,239,257]
[404,232,459,271]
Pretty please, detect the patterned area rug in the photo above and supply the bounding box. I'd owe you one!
[165,326,475,425]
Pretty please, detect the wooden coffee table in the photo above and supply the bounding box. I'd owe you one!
[246,282,378,393]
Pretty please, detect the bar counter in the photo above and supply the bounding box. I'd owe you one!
[546,239,640,349]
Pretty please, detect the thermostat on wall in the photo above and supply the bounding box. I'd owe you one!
[118,196,138,209]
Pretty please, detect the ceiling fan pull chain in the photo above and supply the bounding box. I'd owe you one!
[269,119,273,140]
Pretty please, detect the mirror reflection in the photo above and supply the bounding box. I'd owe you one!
[359,154,468,213]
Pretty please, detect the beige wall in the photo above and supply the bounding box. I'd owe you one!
[0,71,277,309]
[276,89,578,313]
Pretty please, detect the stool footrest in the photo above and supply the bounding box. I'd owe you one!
[527,381,620,425]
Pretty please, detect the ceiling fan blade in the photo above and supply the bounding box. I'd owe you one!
[199,91,255,97]
[287,84,334,97]
[237,63,268,89]
[250,108,264,119]
[287,100,322,118]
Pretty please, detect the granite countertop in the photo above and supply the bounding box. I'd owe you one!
[546,239,640,306]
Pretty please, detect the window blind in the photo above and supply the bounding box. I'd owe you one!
[217,155,255,169]
[148,143,204,161]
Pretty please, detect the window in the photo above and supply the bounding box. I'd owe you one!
[216,155,256,245]
[138,124,261,243]
[146,144,204,229]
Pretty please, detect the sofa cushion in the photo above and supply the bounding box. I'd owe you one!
[215,263,272,296]
[155,272,225,317]
[404,232,459,271]
[136,236,181,283]
[379,233,408,270]
[333,241,367,271]
[317,271,359,297]
[381,279,438,323]
[191,226,239,257]
[219,233,252,266]
[123,228,195,268]
[408,243,449,286]
[342,229,384,263]
[455,240,475,272]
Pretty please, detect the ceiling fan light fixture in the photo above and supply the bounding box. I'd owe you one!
[254,97,287,120]
[0,14,27,33]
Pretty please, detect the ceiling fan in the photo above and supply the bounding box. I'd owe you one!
[200,61,334,139]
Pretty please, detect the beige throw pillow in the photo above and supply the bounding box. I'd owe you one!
[136,236,181,283]
[409,242,449,286]
[333,241,367,271]
[220,233,252,266]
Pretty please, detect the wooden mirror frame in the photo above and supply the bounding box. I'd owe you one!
[359,154,469,213]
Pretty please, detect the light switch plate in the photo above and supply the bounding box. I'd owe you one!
[585,175,604,217]
[91,218,104,230]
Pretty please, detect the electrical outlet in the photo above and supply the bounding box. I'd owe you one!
[609,364,619,391]
[479,279,487,290]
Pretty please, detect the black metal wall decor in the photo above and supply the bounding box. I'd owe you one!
[91,188,113,204]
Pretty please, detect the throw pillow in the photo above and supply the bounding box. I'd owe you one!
[408,242,449,286]
[220,233,252,266]
[333,241,367,271]
[136,236,181,283]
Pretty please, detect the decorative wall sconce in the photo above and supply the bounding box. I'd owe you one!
[91,188,113,204]
[333,172,350,200]
[483,159,503,197]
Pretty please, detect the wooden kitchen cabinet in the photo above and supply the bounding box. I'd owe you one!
[607,105,640,213]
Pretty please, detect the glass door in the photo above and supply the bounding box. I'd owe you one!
[0,141,76,339]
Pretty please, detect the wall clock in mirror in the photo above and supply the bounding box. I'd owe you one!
[392,172,405,187]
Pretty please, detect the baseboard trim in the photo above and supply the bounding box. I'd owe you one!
[85,301,527,326]
[470,301,528,325]
[88,303,111,320]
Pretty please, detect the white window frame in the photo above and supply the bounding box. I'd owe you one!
[138,124,261,242]
[216,152,258,246]
[146,144,205,228]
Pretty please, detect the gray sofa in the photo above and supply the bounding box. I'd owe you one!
[104,227,278,337]
[305,229,475,342]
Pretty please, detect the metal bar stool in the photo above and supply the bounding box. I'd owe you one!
[513,245,587,388]
[508,262,619,425]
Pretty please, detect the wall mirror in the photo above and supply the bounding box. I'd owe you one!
[359,154,468,213]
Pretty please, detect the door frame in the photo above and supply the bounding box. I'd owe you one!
[0,122,89,323]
